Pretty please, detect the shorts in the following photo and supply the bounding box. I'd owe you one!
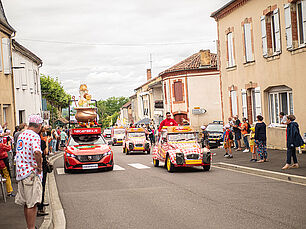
[234,131,242,140]
[15,173,42,208]
[224,140,232,149]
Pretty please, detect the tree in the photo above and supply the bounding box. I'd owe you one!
[97,97,129,128]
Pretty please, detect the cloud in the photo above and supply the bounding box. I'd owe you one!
[4,0,229,99]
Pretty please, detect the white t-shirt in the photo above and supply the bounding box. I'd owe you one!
[16,129,42,181]
[0,125,3,143]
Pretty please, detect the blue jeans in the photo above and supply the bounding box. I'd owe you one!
[286,147,298,164]
[243,135,249,149]
[51,139,57,152]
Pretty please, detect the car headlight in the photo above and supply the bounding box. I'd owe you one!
[66,153,76,158]
[103,151,112,157]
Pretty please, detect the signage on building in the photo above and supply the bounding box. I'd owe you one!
[192,107,206,115]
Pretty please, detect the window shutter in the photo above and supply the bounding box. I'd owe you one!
[254,87,262,117]
[273,8,281,53]
[302,0,306,44]
[241,89,248,118]
[261,16,268,57]
[28,69,34,92]
[284,4,293,49]
[230,90,238,116]
[244,23,253,62]
[174,81,183,101]
[227,33,232,67]
[2,38,12,74]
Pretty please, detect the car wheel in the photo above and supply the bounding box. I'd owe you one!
[107,164,114,171]
[64,162,70,173]
[203,165,211,171]
[126,148,129,155]
[166,156,174,173]
[153,159,159,167]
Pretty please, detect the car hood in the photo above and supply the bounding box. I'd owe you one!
[129,137,147,144]
[66,144,110,155]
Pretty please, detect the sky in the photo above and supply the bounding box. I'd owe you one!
[4,0,229,100]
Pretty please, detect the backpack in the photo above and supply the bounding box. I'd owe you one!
[228,130,233,140]
[247,123,251,134]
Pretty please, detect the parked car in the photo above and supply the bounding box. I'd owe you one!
[123,128,151,155]
[206,123,224,148]
[152,126,211,172]
[64,128,114,173]
[103,128,112,139]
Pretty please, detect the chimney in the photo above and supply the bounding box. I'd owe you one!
[200,49,211,67]
[147,69,152,81]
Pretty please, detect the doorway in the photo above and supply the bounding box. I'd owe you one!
[174,113,187,125]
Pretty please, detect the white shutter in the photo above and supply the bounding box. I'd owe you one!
[241,89,248,118]
[274,8,281,53]
[2,38,12,74]
[227,33,232,67]
[28,69,34,92]
[284,4,293,49]
[244,23,253,62]
[261,16,268,57]
[302,0,306,44]
[230,90,238,116]
[254,87,262,117]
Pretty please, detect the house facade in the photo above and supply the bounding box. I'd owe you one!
[0,1,16,131]
[12,40,42,125]
[211,0,306,149]
[160,50,222,130]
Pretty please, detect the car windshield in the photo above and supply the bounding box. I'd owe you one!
[114,129,125,135]
[168,132,197,142]
[128,132,146,138]
[206,124,223,132]
[69,134,106,146]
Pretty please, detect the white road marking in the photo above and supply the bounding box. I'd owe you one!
[114,165,125,171]
[128,163,150,169]
[57,168,65,175]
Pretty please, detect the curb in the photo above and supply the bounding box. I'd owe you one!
[40,153,66,229]
[213,162,306,186]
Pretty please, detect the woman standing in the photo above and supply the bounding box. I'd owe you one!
[254,115,267,163]
[282,115,304,170]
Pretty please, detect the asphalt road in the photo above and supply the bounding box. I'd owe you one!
[54,145,306,229]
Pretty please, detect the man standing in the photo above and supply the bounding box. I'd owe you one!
[232,115,242,151]
[158,112,178,132]
[15,115,43,229]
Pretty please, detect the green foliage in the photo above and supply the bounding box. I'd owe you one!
[97,97,129,128]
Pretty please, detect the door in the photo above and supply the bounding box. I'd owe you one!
[174,113,187,125]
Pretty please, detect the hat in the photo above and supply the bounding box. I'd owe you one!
[200,126,206,130]
[28,114,43,124]
[224,124,230,129]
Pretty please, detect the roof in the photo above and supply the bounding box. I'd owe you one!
[121,101,131,109]
[159,50,217,76]
[12,40,43,66]
[0,1,15,33]
[211,0,249,19]
[135,75,161,91]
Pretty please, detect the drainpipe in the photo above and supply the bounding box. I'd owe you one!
[11,31,17,127]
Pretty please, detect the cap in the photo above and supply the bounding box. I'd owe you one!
[224,124,230,129]
[200,126,206,130]
[28,114,43,124]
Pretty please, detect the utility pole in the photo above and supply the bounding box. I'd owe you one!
[149,53,153,70]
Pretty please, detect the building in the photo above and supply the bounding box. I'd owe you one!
[0,1,16,131]
[133,69,164,127]
[211,0,306,149]
[160,50,222,129]
[12,40,43,125]
[119,101,132,127]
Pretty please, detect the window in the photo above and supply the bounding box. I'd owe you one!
[268,87,293,124]
[261,8,281,57]
[173,81,183,102]
[241,89,248,118]
[230,90,238,116]
[243,23,254,62]
[284,1,306,49]
[227,32,235,67]
[19,110,25,124]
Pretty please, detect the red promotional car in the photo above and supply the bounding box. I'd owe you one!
[152,126,211,172]
[64,127,114,173]
[123,128,151,155]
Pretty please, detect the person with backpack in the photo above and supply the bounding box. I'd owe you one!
[223,124,233,158]
[241,118,250,153]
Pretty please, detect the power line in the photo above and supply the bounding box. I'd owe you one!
[18,38,215,47]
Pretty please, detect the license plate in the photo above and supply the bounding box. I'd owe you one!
[82,164,98,169]
[210,141,216,143]
[185,160,202,165]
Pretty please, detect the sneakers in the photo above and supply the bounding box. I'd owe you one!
[228,155,233,158]
[290,163,299,169]
[282,164,290,170]
[243,149,249,153]
[37,210,49,217]
[7,193,15,197]
[250,159,257,162]
[224,153,229,157]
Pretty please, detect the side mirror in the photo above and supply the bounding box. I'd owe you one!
[108,141,113,146]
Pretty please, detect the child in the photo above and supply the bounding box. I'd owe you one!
[249,127,257,162]
[223,124,233,158]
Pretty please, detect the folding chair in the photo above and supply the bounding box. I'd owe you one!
[0,174,7,203]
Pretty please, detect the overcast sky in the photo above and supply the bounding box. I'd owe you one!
[4,0,228,100]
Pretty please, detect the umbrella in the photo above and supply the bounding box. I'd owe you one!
[135,118,151,125]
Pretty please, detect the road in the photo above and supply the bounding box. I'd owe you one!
[54,145,306,229]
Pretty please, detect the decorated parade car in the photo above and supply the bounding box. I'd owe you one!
[64,128,114,173]
[111,126,125,146]
[123,128,151,155]
[103,128,112,139]
[152,126,211,172]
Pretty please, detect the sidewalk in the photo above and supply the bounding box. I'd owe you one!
[211,147,306,177]
[0,179,44,229]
